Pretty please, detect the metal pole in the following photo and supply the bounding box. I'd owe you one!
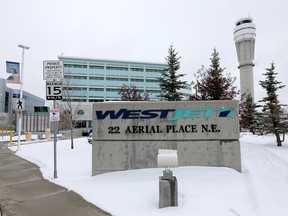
[17,44,29,151]
[53,99,57,178]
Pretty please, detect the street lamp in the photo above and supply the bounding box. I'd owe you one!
[17,44,30,151]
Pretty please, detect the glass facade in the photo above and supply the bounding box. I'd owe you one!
[58,56,167,101]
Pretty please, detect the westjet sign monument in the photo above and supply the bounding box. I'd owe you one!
[92,101,241,175]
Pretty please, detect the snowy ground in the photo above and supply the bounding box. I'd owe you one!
[5,133,288,216]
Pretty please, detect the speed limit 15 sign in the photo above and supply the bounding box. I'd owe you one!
[46,81,63,100]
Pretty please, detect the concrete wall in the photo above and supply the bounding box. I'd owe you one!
[92,100,241,175]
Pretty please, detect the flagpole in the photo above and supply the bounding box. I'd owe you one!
[17,44,29,151]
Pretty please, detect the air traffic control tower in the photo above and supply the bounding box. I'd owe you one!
[233,17,256,99]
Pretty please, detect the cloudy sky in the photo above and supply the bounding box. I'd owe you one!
[1,0,287,104]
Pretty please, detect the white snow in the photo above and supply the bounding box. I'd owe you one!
[7,133,288,216]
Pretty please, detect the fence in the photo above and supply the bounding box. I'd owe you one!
[15,112,50,132]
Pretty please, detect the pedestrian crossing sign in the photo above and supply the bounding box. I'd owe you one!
[13,98,25,111]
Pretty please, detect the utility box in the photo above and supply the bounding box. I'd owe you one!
[159,176,178,208]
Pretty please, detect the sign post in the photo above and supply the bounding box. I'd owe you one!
[17,44,29,151]
[14,98,25,151]
[43,60,63,179]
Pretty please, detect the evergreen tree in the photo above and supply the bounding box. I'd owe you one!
[259,62,286,146]
[239,92,257,132]
[158,44,187,101]
[282,107,288,129]
[192,49,239,100]
[118,84,149,101]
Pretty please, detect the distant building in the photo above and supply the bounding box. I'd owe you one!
[0,78,45,128]
[58,55,170,102]
[233,17,256,99]
[57,56,191,128]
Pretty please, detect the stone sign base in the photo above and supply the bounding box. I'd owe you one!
[92,140,241,175]
[92,100,241,175]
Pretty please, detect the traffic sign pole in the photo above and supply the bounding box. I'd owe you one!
[43,60,63,179]
[53,98,57,178]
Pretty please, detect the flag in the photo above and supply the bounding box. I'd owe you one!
[6,61,20,84]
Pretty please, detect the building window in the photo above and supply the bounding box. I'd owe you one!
[63,86,87,91]
[106,76,129,81]
[242,19,252,24]
[62,98,87,102]
[73,99,86,102]
[106,88,120,92]
[106,66,128,71]
[89,87,104,91]
[146,68,165,73]
[130,67,144,72]
[34,106,49,113]
[77,109,84,115]
[74,120,86,128]
[146,78,159,83]
[146,89,161,93]
[105,97,121,101]
[4,92,9,113]
[89,98,104,102]
[89,96,104,102]
[130,78,144,82]
[89,65,104,69]
[13,93,20,98]
[64,64,87,68]
[64,109,71,115]
[64,75,87,79]
[89,76,104,80]
[12,94,27,100]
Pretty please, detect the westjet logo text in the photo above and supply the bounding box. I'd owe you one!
[96,107,235,121]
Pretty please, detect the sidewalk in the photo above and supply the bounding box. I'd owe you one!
[0,148,111,216]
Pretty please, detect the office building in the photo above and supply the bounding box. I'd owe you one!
[0,78,45,128]
[58,55,170,102]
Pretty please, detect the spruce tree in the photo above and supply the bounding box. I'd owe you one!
[239,92,257,132]
[158,44,187,101]
[259,62,286,146]
[193,49,239,100]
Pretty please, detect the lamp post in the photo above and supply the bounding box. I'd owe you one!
[17,44,29,151]
[192,81,199,100]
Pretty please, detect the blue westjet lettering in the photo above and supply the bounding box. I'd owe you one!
[95,107,235,121]
[96,109,175,120]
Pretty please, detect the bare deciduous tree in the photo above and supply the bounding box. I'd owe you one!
[118,85,149,101]
[58,74,88,149]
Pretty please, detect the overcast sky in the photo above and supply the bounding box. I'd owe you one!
[1,0,287,104]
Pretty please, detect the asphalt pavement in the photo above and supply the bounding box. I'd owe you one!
[0,147,111,216]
